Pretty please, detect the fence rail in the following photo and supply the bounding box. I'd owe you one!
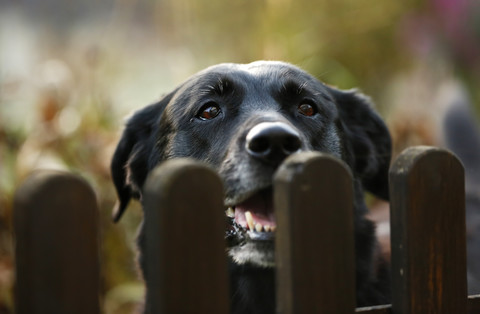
[13,146,480,313]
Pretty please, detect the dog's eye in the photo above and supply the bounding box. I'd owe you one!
[197,103,221,120]
[298,102,317,116]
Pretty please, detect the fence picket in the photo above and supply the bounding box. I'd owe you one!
[389,146,468,314]
[143,158,229,314]
[13,170,100,314]
[274,152,356,314]
[11,146,480,313]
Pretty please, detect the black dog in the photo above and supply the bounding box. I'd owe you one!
[111,61,392,313]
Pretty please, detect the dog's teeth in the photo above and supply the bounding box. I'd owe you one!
[271,226,277,232]
[264,225,271,232]
[226,207,235,218]
[255,223,263,232]
[245,211,255,230]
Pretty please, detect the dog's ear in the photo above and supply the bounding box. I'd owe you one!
[110,92,175,222]
[331,88,392,200]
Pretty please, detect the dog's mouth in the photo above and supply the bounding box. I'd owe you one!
[225,188,276,246]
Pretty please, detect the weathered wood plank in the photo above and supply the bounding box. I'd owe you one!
[143,158,229,314]
[389,146,467,314]
[13,170,100,314]
[274,152,356,314]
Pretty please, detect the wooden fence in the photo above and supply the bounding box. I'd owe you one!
[13,146,480,313]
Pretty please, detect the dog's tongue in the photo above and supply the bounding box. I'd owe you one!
[234,192,276,231]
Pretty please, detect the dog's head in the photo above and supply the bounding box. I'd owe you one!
[111,61,391,267]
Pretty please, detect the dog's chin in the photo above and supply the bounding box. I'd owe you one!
[228,241,275,267]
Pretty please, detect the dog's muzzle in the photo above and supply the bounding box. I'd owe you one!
[225,122,303,250]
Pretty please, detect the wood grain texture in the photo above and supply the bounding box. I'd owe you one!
[13,170,100,314]
[143,159,229,314]
[389,146,467,314]
[274,152,356,314]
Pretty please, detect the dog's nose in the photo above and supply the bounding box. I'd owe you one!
[246,122,302,164]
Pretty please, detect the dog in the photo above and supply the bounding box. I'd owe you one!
[110,61,392,313]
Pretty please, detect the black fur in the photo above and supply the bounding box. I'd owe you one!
[111,61,392,312]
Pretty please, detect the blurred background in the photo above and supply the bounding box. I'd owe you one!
[1,0,479,313]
